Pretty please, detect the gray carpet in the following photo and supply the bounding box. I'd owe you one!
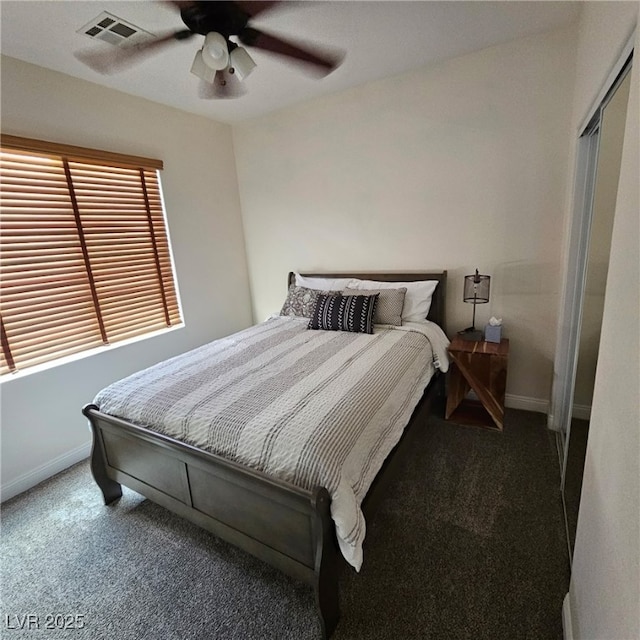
[1,405,569,639]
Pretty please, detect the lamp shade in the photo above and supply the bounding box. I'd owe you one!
[229,46,256,81]
[463,269,490,304]
[201,32,229,71]
[190,49,216,83]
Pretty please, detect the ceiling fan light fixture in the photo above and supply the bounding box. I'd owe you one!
[190,49,216,83]
[229,46,256,81]
[201,31,229,71]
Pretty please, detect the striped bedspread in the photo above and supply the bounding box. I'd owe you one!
[94,316,449,570]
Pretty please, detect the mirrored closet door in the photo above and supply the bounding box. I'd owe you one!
[561,60,632,559]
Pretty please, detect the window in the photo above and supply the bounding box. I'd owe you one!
[0,135,182,376]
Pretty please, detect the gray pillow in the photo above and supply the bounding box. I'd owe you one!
[343,287,407,326]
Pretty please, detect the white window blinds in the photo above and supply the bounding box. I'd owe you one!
[0,135,182,375]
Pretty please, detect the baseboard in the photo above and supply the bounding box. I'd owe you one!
[466,390,585,420]
[465,390,549,415]
[1,442,91,503]
[505,393,549,414]
[562,592,574,640]
[571,403,591,421]
[547,405,591,431]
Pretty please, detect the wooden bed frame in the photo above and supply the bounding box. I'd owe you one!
[83,271,447,638]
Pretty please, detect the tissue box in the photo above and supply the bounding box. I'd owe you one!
[484,324,502,343]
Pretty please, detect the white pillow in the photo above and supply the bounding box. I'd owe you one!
[347,278,438,323]
[294,273,353,291]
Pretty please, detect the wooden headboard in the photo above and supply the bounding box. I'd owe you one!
[288,271,447,328]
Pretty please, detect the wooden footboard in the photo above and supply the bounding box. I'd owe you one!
[83,404,342,638]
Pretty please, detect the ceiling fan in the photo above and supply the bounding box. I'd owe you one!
[75,1,344,99]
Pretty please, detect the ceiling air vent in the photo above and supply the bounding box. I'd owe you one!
[77,12,153,47]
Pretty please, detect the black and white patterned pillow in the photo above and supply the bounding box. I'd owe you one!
[280,285,331,318]
[308,293,378,334]
[343,287,406,326]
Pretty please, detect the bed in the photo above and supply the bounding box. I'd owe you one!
[83,271,448,638]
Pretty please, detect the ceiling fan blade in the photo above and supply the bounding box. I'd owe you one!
[164,0,198,11]
[239,27,343,76]
[234,1,282,18]
[198,70,247,99]
[74,30,193,75]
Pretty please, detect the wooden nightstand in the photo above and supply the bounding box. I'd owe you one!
[445,335,509,431]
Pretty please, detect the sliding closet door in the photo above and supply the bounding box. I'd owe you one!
[561,65,632,558]
[573,71,631,417]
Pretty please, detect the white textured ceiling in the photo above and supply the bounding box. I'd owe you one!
[0,1,580,123]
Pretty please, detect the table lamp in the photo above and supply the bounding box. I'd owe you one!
[459,269,490,341]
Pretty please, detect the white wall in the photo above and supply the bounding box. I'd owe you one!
[0,57,253,500]
[232,26,577,408]
[563,4,639,639]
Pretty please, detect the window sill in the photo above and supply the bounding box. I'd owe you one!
[0,323,185,383]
